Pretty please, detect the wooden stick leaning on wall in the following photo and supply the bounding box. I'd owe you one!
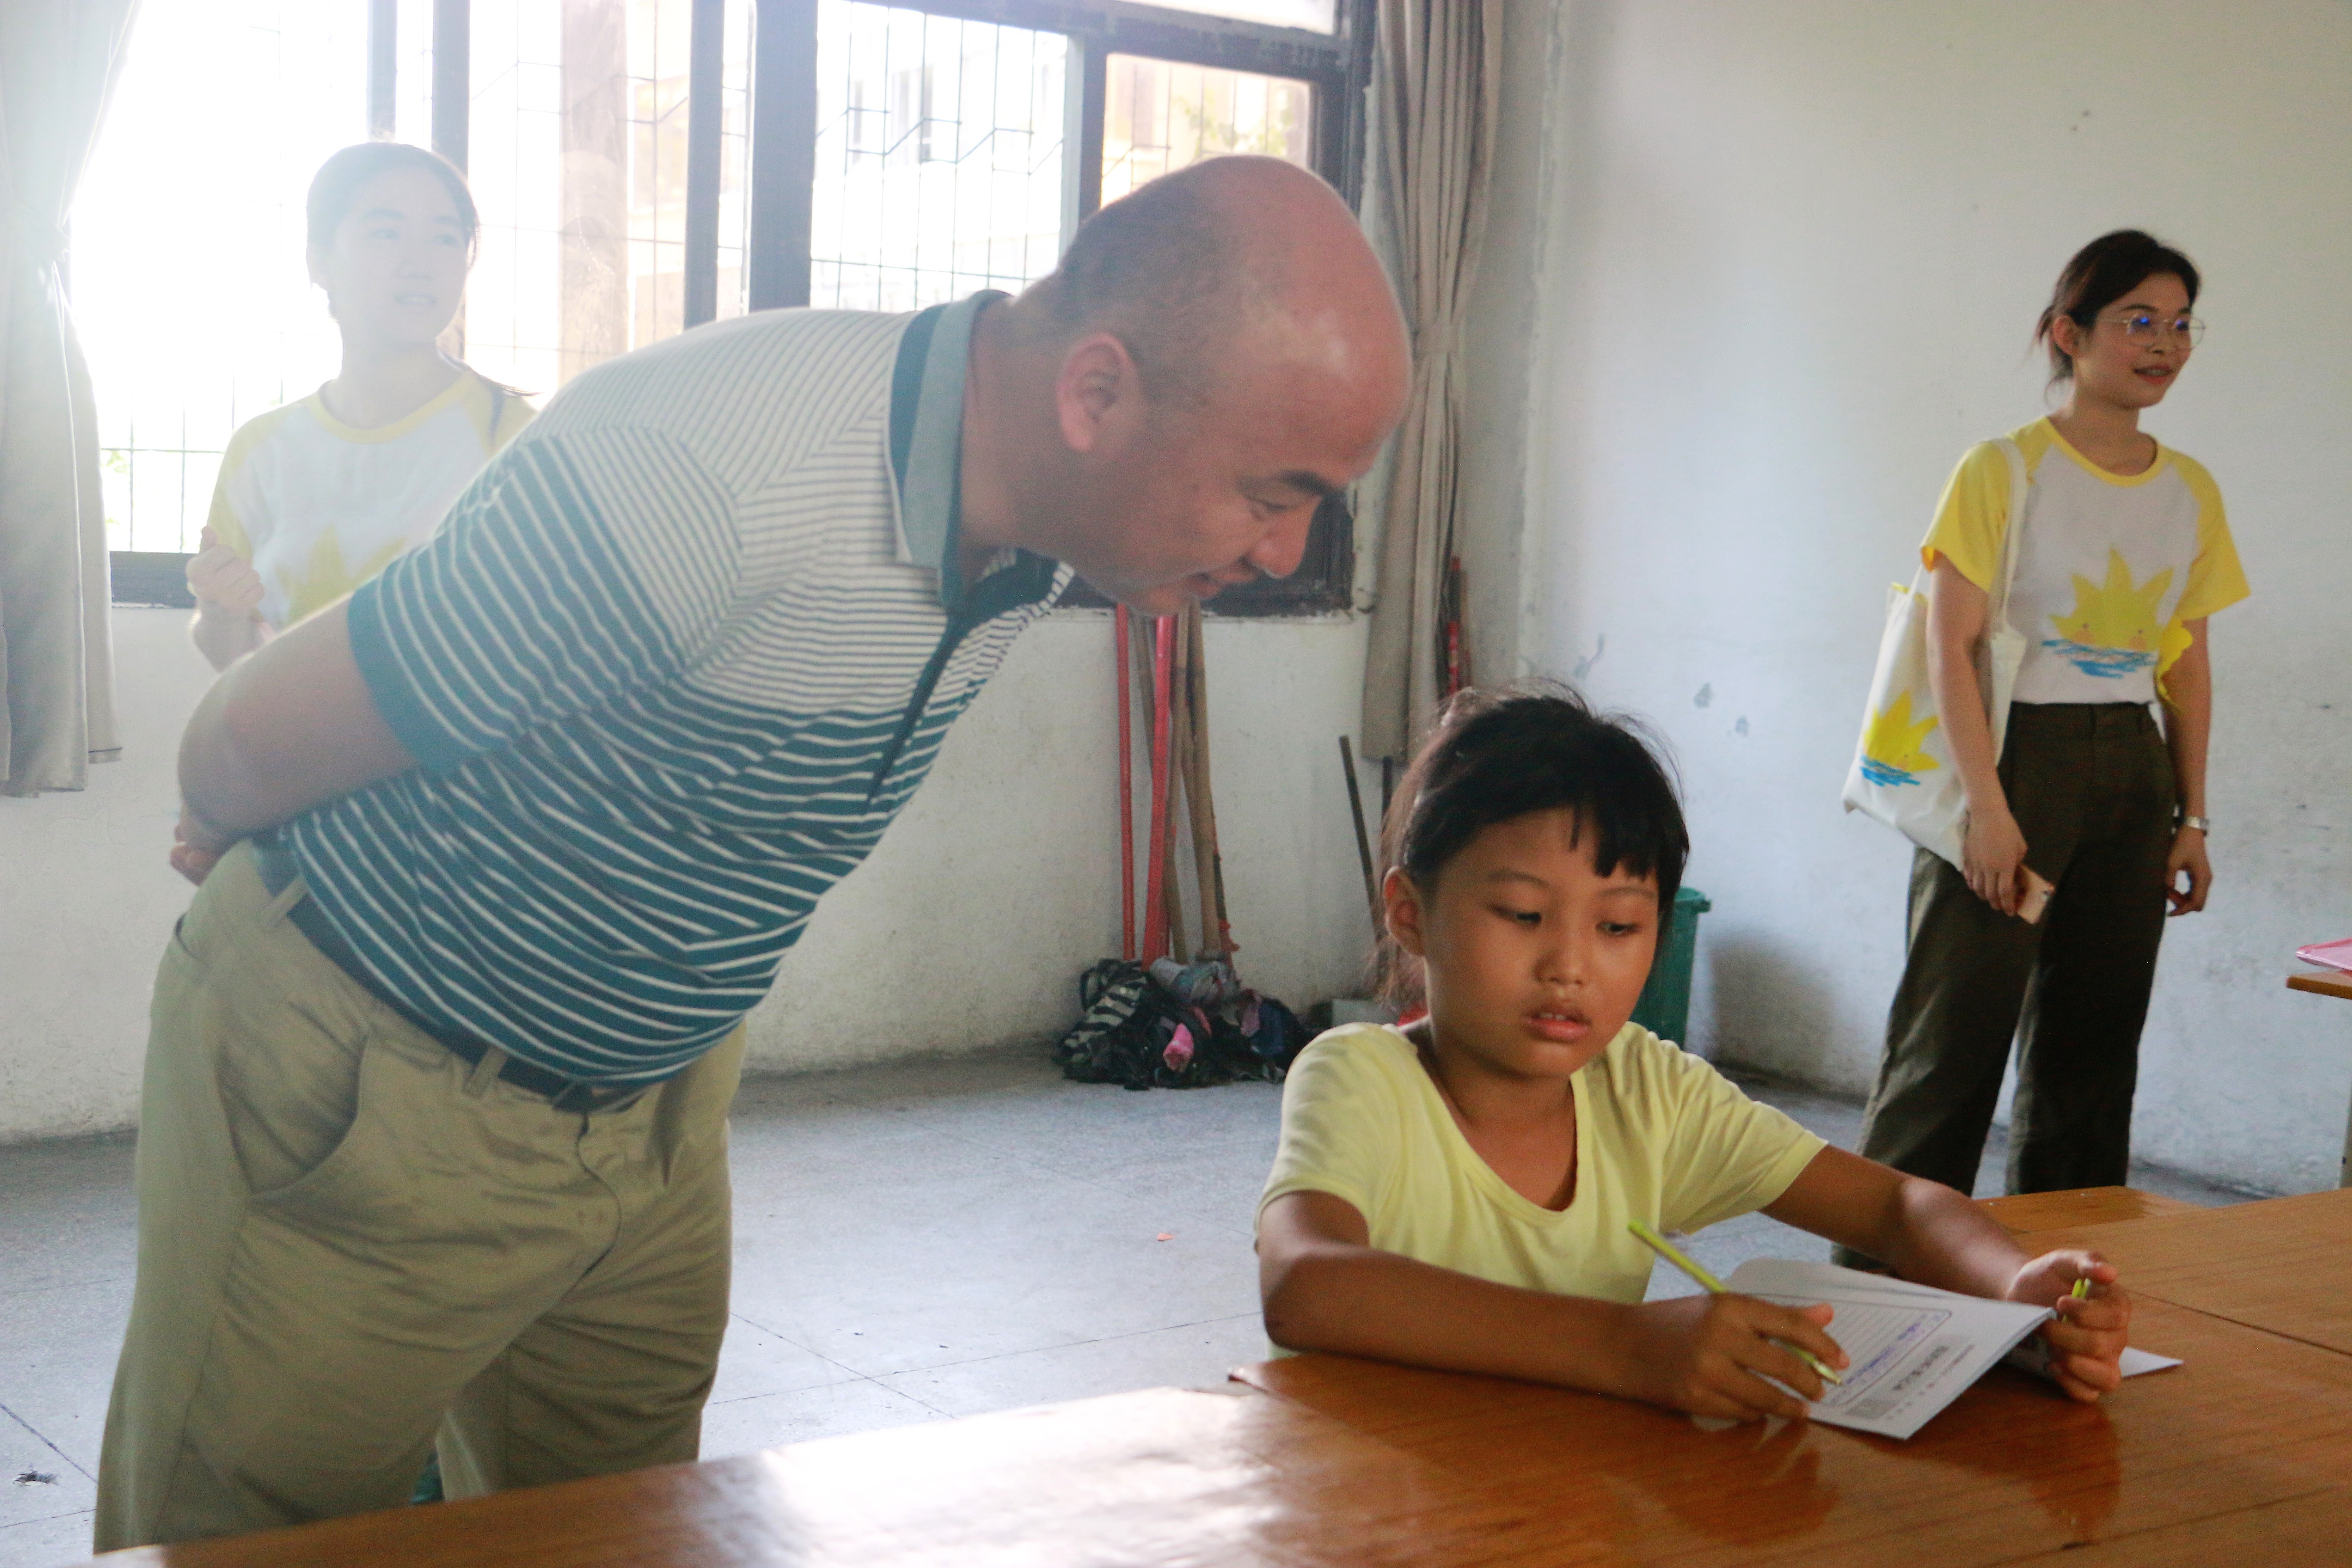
[1115,606,1136,962]
[1141,616,1177,963]
[1182,601,1233,962]
[1128,622,1159,959]
[1163,614,1193,964]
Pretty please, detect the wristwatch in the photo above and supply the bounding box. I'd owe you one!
[2180,814,2211,834]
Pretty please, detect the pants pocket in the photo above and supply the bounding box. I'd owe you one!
[217,983,377,1200]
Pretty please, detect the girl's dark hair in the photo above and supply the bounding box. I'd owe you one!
[306,141,480,259]
[2034,229,2200,386]
[1373,683,1689,1010]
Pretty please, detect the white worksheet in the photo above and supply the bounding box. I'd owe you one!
[1725,1258,2182,1440]
[1725,1258,2053,1440]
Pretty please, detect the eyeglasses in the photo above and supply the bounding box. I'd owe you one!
[2100,310,2205,347]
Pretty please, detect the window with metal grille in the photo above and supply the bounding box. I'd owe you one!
[83,0,1373,614]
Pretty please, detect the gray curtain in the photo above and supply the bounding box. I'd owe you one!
[0,0,138,796]
[1358,0,1500,762]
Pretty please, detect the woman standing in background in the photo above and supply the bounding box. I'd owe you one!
[1851,231,2250,1213]
[184,141,531,670]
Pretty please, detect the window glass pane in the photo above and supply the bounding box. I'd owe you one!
[77,0,370,553]
[714,3,753,325]
[1101,52,1312,205]
[809,2,1067,312]
[466,0,752,395]
[1136,0,1335,34]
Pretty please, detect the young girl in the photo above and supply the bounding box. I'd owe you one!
[1853,232,2249,1203]
[1256,687,2131,1422]
[184,141,532,671]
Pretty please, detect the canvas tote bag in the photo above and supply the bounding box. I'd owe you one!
[1841,439,2030,869]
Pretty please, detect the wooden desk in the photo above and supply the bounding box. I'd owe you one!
[93,1385,1539,1568]
[1979,1185,2199,1233]
[2285,967,2352,1185]
[1239,1292,2352,1565]
[85,1190,2352,1568]
[2031,1186,2352,1357]
[2287,967,2352,1001]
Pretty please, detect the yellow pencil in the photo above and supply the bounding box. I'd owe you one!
[1627,1220,1846,1387]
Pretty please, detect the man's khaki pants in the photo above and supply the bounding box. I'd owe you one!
[94,844,744,1550]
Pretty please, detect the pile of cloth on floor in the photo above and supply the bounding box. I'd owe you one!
[1054,957,1306,1090]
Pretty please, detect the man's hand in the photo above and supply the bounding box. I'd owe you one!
[170,805,233,887]
[1613,1294,1850,1422]
[187,527,265,621]
[2006,1250,2131,1401]
[2166,826,2212,916]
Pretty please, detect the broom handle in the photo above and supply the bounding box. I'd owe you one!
[1141,616,1176,963]
[1183,602,1231,962]
[1164,610,1192,964]
[1340,735,1380,930]
[1115,606,1135,962]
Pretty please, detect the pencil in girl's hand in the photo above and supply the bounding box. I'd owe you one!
[1628,1220,1846,1387]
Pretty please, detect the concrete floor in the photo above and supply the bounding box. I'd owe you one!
[0,1048,2255,1566]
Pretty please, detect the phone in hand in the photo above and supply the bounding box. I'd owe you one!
[2016,867,2055,925]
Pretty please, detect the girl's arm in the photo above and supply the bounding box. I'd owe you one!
[1926,560,2029,915]
[1257,1190,1848,1422]
[2160,619,2213,915]
[1762,1147,2131,1401]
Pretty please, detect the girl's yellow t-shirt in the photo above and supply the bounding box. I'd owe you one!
[1258,1023,1825,1303]
[206,368,534,629]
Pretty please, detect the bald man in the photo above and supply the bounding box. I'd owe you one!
[95,155,1408,1549]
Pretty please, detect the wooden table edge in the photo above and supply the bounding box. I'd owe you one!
[2287,968,2352,1001]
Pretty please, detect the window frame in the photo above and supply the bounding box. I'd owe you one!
[109,0,1377,612]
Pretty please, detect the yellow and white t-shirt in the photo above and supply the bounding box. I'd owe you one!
[1921,419,2249,705]
[206,369,534,628]
[1258,1024,1825,1304]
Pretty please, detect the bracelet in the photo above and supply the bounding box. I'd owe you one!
[2179,814,2211,834]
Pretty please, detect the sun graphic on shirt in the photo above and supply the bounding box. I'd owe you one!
[1860,690,1939,787]
[2043,549,2171,679]
[276,530,410,625]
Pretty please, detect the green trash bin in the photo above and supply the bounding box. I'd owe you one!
[1630,886,1710,1046]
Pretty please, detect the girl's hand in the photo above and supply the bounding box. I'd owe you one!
[2166,827,2211,916]
[1614,1295,1849,1422]
[1962,803,2031,916]
[2005,1250,2132,1402]
[187,527,265,620]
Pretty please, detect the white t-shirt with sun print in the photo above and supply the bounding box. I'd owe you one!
[1920,418,2249,705]
[205,369,533,630]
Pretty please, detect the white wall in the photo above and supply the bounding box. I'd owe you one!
[745,612,1379,1071]
[1471,0,2352,1192]
[0,610,1377,1143]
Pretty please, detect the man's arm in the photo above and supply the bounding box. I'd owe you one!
[181,600,416,842]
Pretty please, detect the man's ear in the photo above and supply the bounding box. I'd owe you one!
[1382,865,1429,958]
[1054,331,1140,455]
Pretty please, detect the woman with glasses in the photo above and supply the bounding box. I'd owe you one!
[1847,230,2250,1219]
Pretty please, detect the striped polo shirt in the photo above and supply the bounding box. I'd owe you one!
[281,293,1070,1083]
